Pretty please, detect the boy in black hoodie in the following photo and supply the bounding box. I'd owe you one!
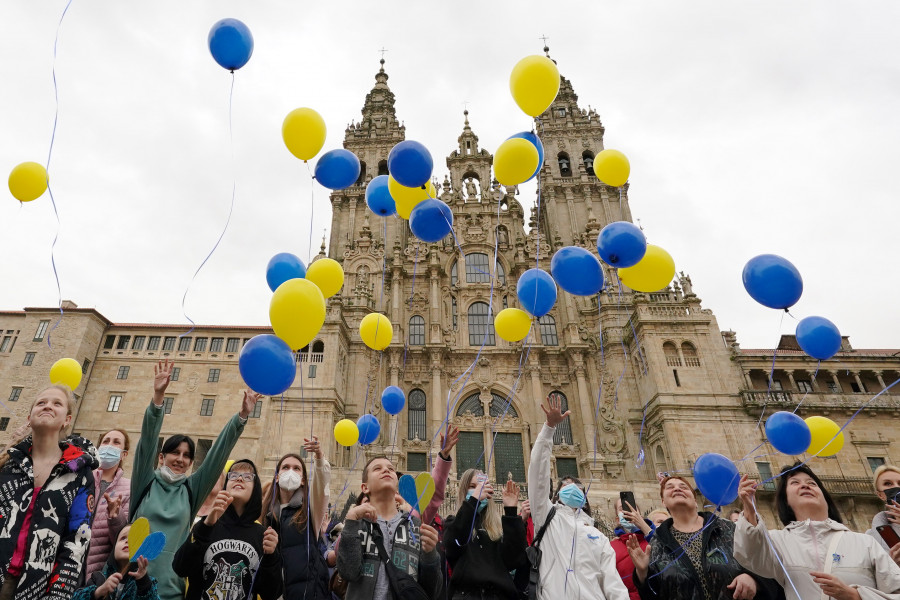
[172,459,284,600]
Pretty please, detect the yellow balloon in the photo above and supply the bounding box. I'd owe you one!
[593,149,630,187]
[494,138,539,187]
[805,416,845,457]
[494,308,532,342]
[334,418,359,447]
[270,278,327,350]
[49,358,82,390]
[389,177,436,219]
[9,161,48,202]
[509,55,561,117]
[618,245,676,293]
[306,258,344,298]
[282,108,327,161]
[360,313,393,350]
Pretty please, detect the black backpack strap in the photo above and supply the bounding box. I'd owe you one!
[371,525,392,566]
[532,507,556,549]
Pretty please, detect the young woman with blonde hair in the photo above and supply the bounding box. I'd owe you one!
[443,468,528,600]
[0,384,98,600]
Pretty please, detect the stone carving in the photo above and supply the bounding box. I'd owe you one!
[465,177,479,201]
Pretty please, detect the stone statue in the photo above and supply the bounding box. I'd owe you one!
[679,272,694,296]
[465,177,478,201]
[497,226,509,247]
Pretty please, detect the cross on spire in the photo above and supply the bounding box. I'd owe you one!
[379,47,389,60]
[539,34,549,45]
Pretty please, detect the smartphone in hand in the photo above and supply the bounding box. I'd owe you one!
[877,525,900,548]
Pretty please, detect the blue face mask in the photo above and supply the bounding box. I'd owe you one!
[618,513,639,533]
[558,483,586,509]
[466,490,489,512]
[97,445,122,469]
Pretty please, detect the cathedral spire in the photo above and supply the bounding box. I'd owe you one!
[344,59,405,145]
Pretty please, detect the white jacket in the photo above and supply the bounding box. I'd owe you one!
[734,514,900,600]
[528,423,629,600]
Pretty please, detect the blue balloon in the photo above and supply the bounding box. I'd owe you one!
[315,149,361,190]
[765,411,812,455]
[208,19,254,71]
[693,453,740,507]
[507,131,544,182]
[381,386,406,415]
[388,140,433,188]
[742,254,803,310]
[517,268,557,317]
[365,175,396,217]
[357,414,381,445]
[596,221,647,268]
[266,253,306,293]
[796,316,842,361]
[550,246,604,296]
[410,199,453,243]
[239,335,296,396]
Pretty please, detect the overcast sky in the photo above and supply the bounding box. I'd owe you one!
[2,1,899,351]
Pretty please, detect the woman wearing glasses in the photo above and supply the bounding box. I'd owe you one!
[173,459,284,600]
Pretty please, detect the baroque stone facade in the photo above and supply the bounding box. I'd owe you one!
[2,57,899,533]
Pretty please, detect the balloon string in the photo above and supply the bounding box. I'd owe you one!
[180,72,237,338]
[792,361,820,414]
[44,0,74,349]
[306,161,315,264]
[755,311,786,429]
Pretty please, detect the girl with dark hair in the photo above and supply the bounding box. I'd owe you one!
[130,360,259,600]
[443,468,527,600]
[173,459,283,600]
[735,463,900,600]
[627,475,764,600]
[527,395,629,600]
[261,439,332,600]
[0,384,98,600]
[86,428,132,578]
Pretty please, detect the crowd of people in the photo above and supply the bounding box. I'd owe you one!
[2,364,900,599]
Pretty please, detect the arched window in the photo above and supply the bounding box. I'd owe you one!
[377,160,388,176]
[468,302,496,346]
[551,392,574,445]
[451,296,458,329]
[682,342,700,366]
[408,389,426,440]
[496,262,506,286]
[465,253,491,283]
[489,393,518,419]
[409,316,425,346]
[655,445,667,473]
[663,342,681,366]
[356,161,367,186]
[558,153,572,177]
[451,261,458,286]
[312,340,325,353]
[539,315,558,346]
[582,151,594,172]
[457,393,484,416]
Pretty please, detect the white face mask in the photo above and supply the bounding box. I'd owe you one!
[279,470,302,492]
[159,465,187,484]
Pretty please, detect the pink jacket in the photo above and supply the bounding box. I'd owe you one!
[85,468,130,578]
[421,454,452,525]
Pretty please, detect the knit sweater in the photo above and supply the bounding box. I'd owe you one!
[86,467,130,578]
[130,402,246,600]
[0,435,98,600]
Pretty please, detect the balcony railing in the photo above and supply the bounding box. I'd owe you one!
[741,389,900,413]
[297,352,324,363]
[746,472,873,497]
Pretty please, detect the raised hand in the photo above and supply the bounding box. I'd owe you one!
[472,480,493,502]
[502,480,520,508]
[239,390,261,419]
[204,490,233,526]
[541,394,570,428]
[104,493,122,521]
[622,500,651,536]
[737,475,758,526]
[420,523,438,554]
[520,499,531,522]
[262,527,278,554]
[303,436,323,460]
[347,502,378,522]
[96,572,124,596]
[626,534,650,582]
[726,573,757,600]
[439,424,460,459]
[128,556,149,580]
[153,360,174,403]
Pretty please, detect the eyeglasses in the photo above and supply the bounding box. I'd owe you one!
[227,472,256,482]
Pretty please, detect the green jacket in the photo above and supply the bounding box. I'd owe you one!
[129,401,246,600]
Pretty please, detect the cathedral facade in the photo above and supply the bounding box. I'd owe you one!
[2,58,899,533]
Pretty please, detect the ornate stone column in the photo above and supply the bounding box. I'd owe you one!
[573,352,596,451]
[852,371,865,393]
[828,370,841,393]
[876,371,887,391]
[785,370,797,391]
